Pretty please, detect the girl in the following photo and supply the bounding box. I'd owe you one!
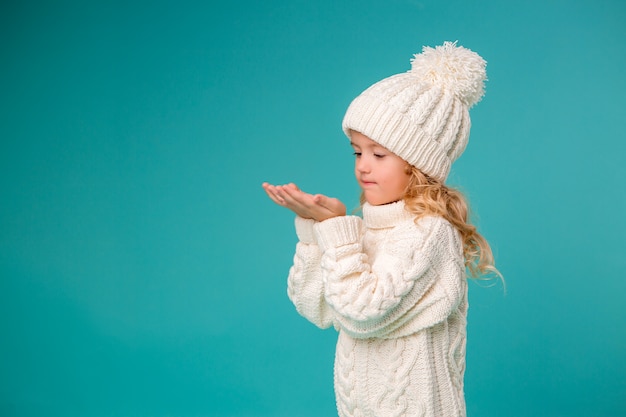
[263,41,499,417]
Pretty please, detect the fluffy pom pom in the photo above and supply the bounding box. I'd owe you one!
[409,41,487,107]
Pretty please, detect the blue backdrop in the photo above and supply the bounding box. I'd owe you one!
[1,1,625,416]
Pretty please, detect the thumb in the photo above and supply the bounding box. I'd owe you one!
[314,194,346,215]
[313,194,329,206]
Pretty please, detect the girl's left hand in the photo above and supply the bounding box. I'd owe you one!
[262,182,346,222]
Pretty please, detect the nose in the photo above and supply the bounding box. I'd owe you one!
[356,155,370,174]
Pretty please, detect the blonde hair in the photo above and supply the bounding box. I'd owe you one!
[361,166,501,280]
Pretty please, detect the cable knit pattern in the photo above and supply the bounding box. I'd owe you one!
[287,217,334,329]
[287,201,467,417]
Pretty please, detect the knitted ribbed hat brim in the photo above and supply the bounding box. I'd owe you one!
[342,93,451,182]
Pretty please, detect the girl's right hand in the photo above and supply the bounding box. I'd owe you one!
[262,182,346,222]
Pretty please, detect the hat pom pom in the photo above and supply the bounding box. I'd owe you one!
[410,41,487,107]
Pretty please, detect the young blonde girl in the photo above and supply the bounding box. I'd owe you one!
[263,41,498,417]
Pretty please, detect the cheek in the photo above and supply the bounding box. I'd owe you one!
[393,175,409,193]
[390,164,410,187]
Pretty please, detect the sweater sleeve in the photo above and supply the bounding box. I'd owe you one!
[314,215,465,339]
[286,216,334,329]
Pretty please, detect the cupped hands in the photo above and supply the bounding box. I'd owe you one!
[262,182,346,222]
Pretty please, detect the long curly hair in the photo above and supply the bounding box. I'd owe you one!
[405,166,501,279]
[362,166,501,279]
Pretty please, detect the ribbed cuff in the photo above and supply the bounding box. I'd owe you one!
[294,216,317,244]
[314,216,362,251]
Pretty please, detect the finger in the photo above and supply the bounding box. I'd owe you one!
[314,194,347,217]
[277,185,305,207]
[281,191,315,215]
[263,183,286,205]
[313,194,335,208]
[277,185,314,217]
[262,182,278,197]
[265,189,285,206]
[282,184,314,204]
[262,182,275,197]
[313,194,325,204]
[285,183,300,192]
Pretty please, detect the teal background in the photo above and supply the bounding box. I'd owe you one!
[1,0,625,416]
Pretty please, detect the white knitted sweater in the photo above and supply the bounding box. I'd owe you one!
[287,201,467,417]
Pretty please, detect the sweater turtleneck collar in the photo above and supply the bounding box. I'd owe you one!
[362,200,413,229]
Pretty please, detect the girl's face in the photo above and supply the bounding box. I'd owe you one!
[350,131,410,206]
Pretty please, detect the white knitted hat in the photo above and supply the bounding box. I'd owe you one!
[342,41,487,182]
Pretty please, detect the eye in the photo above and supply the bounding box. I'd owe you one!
[353,152,362,157]
[374,153,385,159]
